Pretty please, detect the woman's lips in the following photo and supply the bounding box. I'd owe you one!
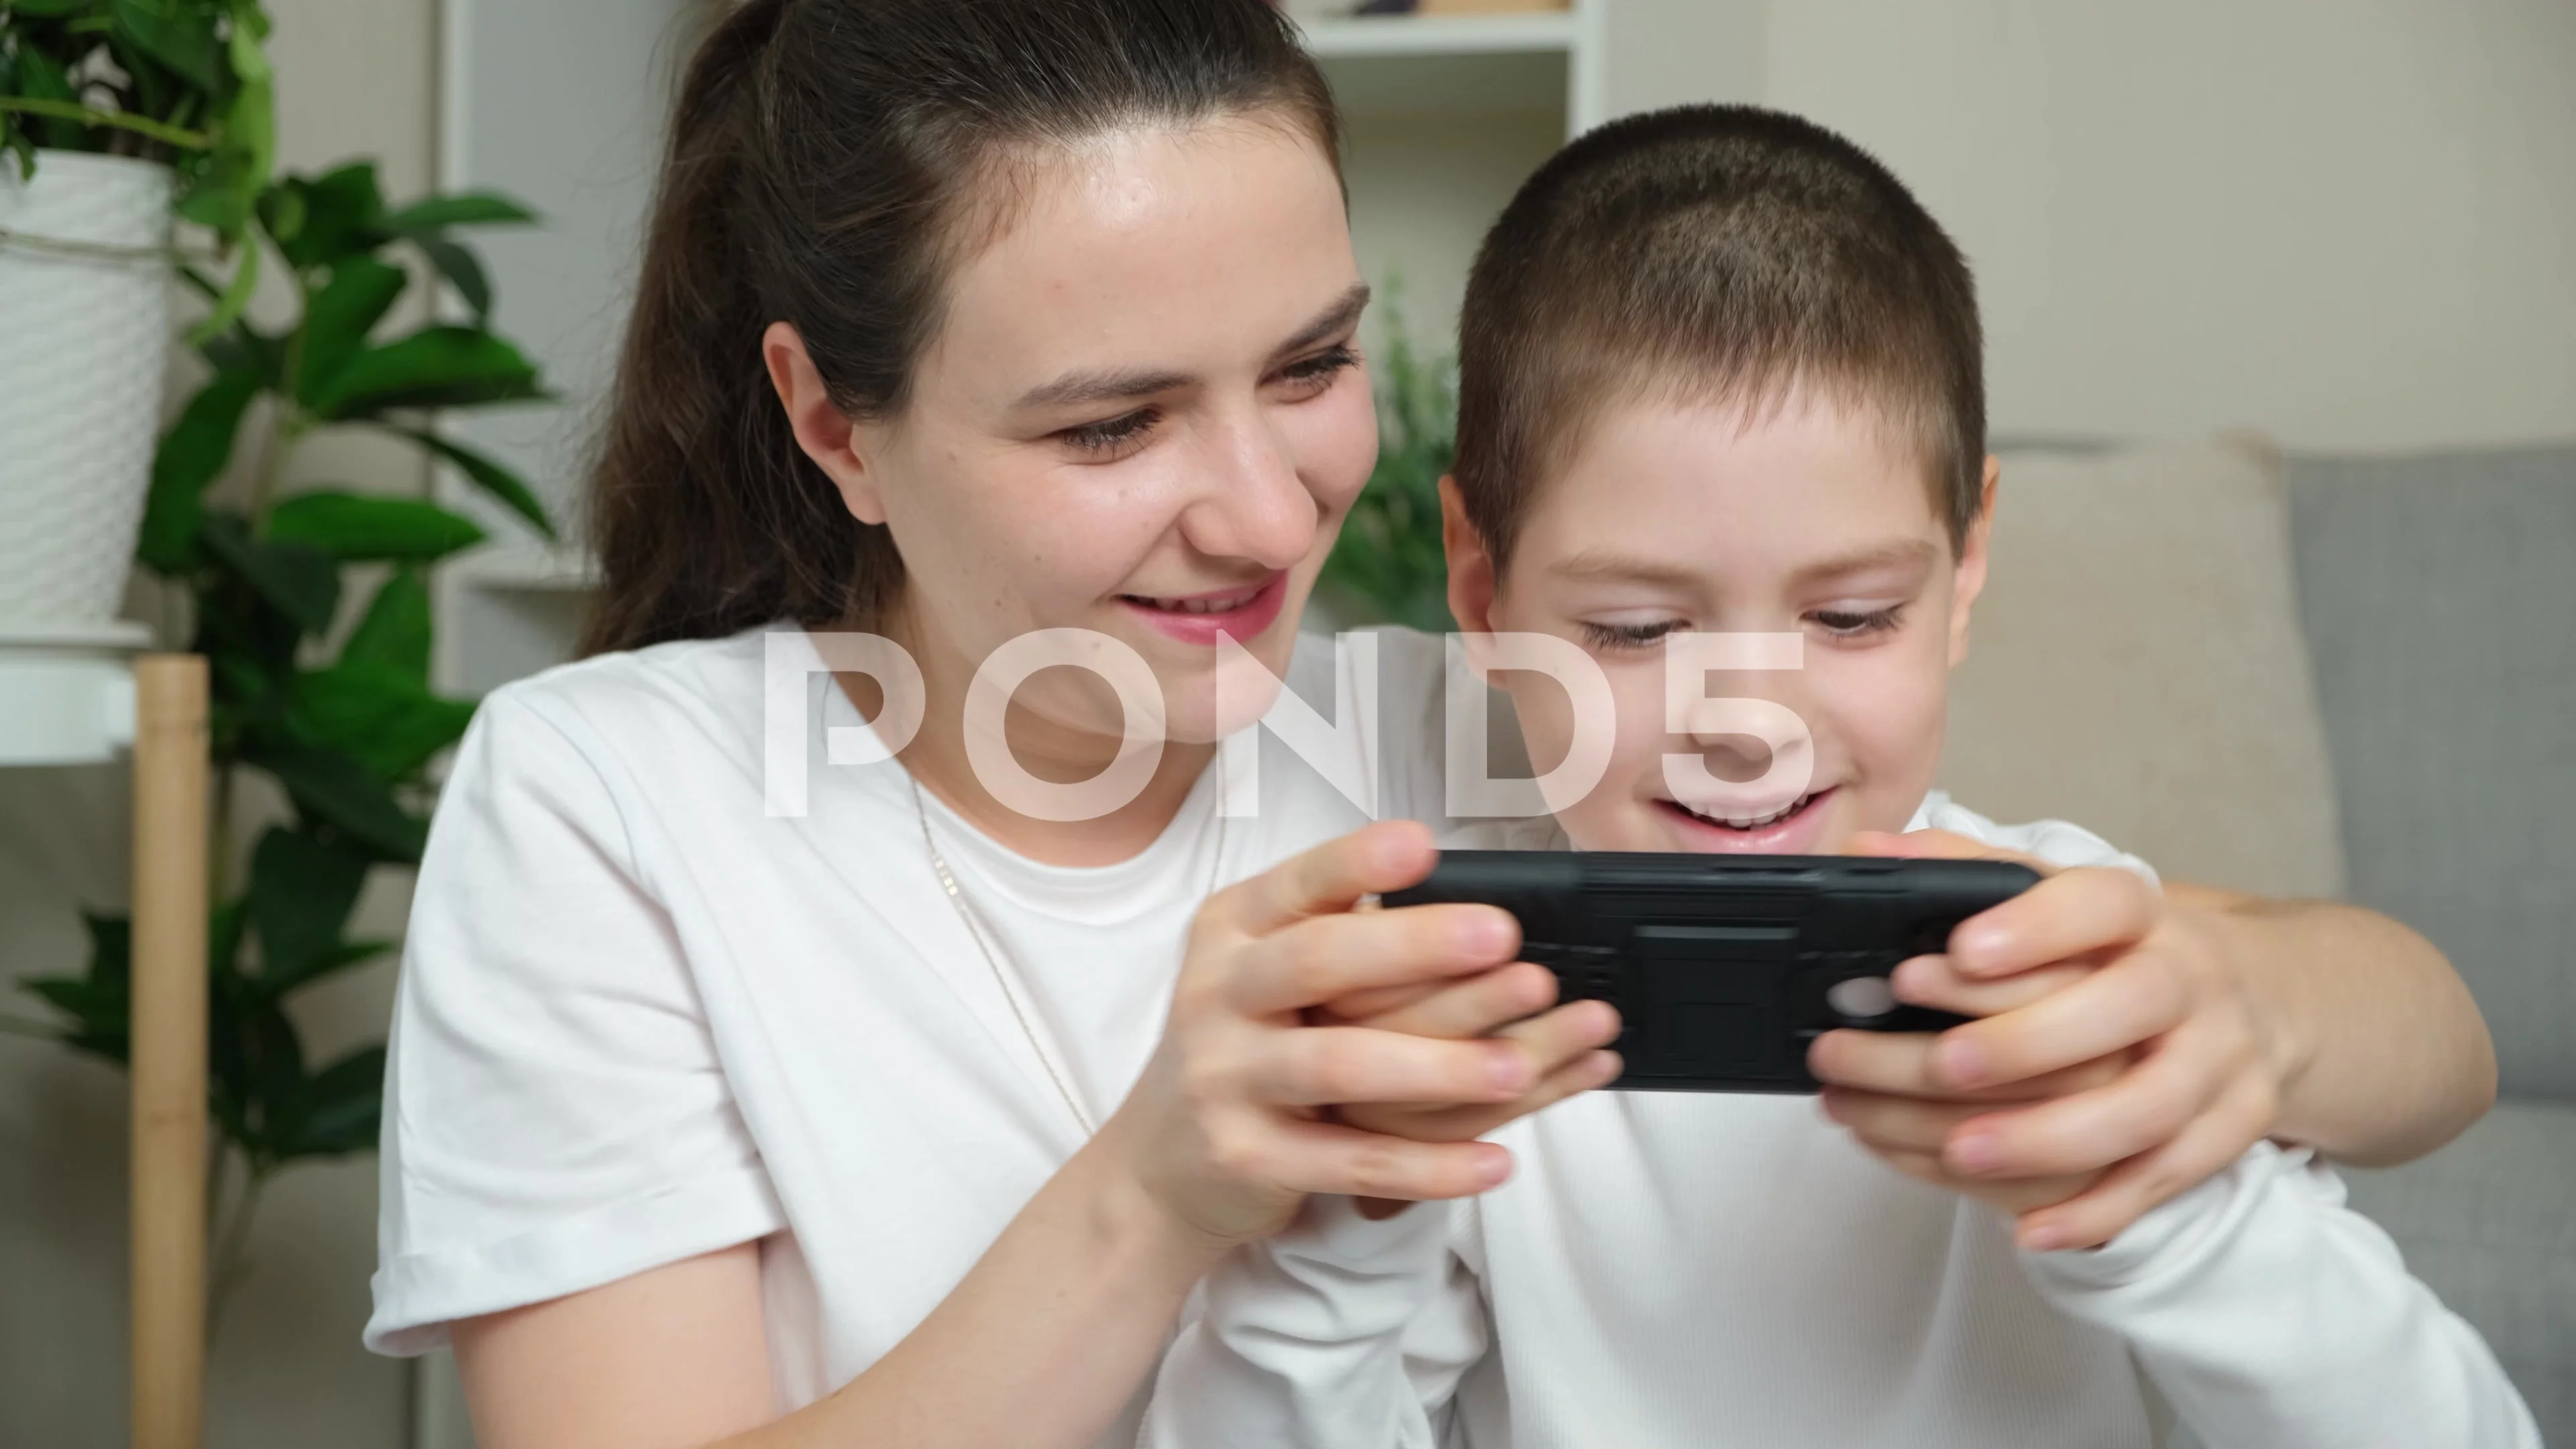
[1654,786,1838,853]
[1117,572,1288,645]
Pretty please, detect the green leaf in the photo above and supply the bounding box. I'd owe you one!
[246,827,370,990]
[199,511,341,634]
[339,568,432,678]
[265,162,384,272]
[112,0,224,93]
[266,938,394,998]
[294,256,408,404]
[138,368,262,573]
[241,739,428,862]
[184,235,260,347]
[381,425,555,539]
[18,914,133,1063]
[274,1045,385,1159]
[415,235,490,324]
[9,0,97,17]
[309,326,545,419]
[380,192,535,234]
[265,492,486,562]
[13,46,85,151]
[289,661,476,780]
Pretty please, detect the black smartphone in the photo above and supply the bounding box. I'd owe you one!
[1382,851,2041,1093]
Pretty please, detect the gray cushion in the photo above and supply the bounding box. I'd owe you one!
[2343,1097,2576,1444]
[2286,445,2576,1099]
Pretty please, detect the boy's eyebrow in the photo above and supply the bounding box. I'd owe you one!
[1548,539,1941,589]
[1012,282,1372,411]
[1785,539,1941,587]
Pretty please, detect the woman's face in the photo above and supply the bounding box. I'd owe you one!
[796,115,1375,749]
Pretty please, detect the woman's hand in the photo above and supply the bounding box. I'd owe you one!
[1100,819,1619,1252]
[1809,830,2285,1251]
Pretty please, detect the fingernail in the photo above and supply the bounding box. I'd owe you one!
[1935,1036,1986,1087]
[1955,924,2007,965]
[1477,1148,1513,1187]
[1488,1049,1532,1093]
[2021,1222,2066,1252]
[1949,1131,2001,1174]
[1468,910,1514,955]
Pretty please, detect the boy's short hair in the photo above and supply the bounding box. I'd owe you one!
[1454,105,1985,568]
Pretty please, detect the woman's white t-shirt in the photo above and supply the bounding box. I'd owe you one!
[365,624,1463,1430]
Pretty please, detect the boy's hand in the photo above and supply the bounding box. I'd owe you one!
[1810,830,2282,1252]
[1318,963,1623,1144]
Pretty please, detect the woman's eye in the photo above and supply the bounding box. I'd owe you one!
[1810,605,1905,639]
[1275,344,1358,393]
[1057,407,1161,457]
[1580,619,1683,651]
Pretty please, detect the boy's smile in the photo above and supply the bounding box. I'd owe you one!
[1446,386,1996,857]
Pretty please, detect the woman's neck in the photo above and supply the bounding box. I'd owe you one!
[830,614,1218,869]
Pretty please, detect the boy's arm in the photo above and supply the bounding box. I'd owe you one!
[2163,882,2496,1167]
[2022,1142,2539,1449]
[1138,1197,1485,1449]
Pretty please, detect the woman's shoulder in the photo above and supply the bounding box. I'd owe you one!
[478,625,780,776]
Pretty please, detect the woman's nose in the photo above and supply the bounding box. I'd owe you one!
[1177,412,1322,570]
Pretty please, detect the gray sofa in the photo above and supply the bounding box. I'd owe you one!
[1942,438,2573,1440]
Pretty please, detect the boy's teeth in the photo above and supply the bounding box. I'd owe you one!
[1688,793,1811,830]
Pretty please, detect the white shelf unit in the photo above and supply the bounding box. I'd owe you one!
[430,3,1607,696]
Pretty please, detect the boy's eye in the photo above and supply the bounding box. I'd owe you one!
[1276,344,1358,393]
[1057,407,1161,458]
[1809,605,1905,639]
[1580,619,1684,651]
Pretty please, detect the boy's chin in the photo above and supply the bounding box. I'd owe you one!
[1585,786,1847,855]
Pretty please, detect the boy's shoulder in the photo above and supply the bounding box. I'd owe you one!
[1912,791,2161,885]
[1439,792,2158,888]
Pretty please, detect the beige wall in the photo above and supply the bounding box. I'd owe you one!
[1758,0,2576,452]
[0,3,441,1446]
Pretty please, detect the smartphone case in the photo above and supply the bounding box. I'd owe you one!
[1383,851,2041,1092]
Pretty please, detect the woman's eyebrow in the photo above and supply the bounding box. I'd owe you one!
[1271,281,1373,360]
[1011,283,1374,413]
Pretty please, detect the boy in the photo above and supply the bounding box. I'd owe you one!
[1140,107,2536,1446]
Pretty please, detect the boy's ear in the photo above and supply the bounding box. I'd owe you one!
[1947,455,2002,667]
[1440,477,1501,642]
[763,320,888,525]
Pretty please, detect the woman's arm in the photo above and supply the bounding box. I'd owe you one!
[449,822,1617,1449]
[2163,881,2496,1167]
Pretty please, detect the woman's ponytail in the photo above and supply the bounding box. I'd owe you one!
[580,0,1338,655]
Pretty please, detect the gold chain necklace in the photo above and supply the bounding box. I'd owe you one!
[908,773,1227,1140]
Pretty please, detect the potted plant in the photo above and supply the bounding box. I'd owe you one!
[1318,290,1457,633]
[3,158,554,1330]
[0,0,274,639]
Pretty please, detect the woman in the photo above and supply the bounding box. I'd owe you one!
[366,3,2496,1446]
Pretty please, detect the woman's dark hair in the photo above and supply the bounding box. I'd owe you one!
[582,0,1341,654]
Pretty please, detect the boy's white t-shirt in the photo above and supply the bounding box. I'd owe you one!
[1140,802,2539,1449]
[364,624,1463,1438]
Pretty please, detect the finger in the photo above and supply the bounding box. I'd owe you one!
[1811,1032,2135,1104]
[1943,867,2159,979]
[1265,1117,1517,1201]
[1322,979,1446,1023]
[1866,1146,2100,1216]
[1889,955,2096,1018]
[1820,1089,1988,1155]
[1491,1000,1622,1071]
[1353,1048,1623,1144]
[2012,1074,2278,1251]
[1926,953,2189,1091]
[1226,820,1440,937]
[1249,1025,1534,1108]
[1234,902,1519,1016]
[1941,1024,2241,1179]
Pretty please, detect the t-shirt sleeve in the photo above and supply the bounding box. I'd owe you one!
[365,690,786,1355]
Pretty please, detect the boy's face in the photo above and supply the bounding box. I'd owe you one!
[1447,388,1996,855]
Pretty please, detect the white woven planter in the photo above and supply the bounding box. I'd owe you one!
[0,150,174,635]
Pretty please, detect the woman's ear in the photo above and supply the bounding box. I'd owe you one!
[763,321,888,525]
[1440,477,1501,643]
[1947,454,2001,667]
